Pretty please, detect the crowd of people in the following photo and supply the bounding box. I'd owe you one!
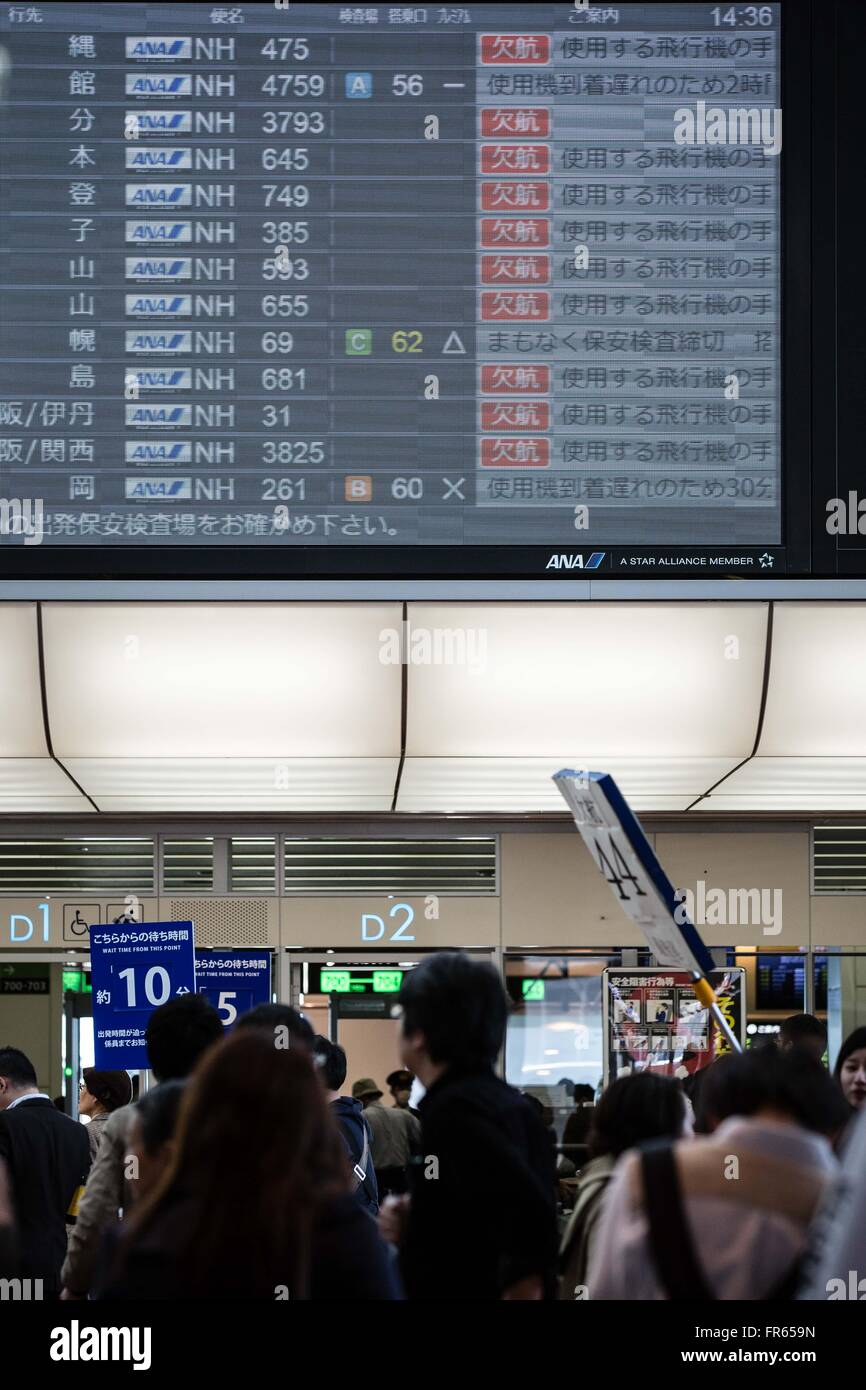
[0,955,865,1301]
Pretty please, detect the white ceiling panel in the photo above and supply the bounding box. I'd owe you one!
[396,757,742,814]
[42,604,403,758]
[0,759,94,813]
[405,603,768,758]
[64,758,399,812]
[759,604,866,755]
[0,603,48,756]
[696,757,866,811]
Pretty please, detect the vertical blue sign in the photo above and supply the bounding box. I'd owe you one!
[90,921,196,1069]
[195,950,272,1029]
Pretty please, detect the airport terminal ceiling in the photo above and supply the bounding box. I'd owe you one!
[0,0,857,583]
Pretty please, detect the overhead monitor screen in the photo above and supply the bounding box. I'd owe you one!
[0,2,794,578]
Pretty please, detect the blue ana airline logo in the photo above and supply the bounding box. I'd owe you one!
[125,405,191,427]
[125,478,192,499]
[124,331,191,352]
[125,221,191,242]
[129,110,192,133]
[126,368,191,390]
[125,74,192,97]
[126,185,191,206]
[545,552,605,571]
[125,148,192,170]
[125,258,191,280]
[125,295,191,316]
[125,441,191,463]
[126,37,191,60]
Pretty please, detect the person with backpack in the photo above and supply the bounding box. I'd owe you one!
[313,1036,379,1216]
[558,1072,690,1299]
[589,1047,850,1300]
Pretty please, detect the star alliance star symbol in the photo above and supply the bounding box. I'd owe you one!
[758,553,774,568]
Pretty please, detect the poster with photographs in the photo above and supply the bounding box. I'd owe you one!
[602,968,744,1085]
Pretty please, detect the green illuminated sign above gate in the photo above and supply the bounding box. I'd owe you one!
[319,969,404,995]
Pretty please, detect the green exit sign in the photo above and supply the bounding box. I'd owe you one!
[320,970,352,993]
[62,969,92,994]
[522,979,545,1001]
[372,970,403,994]
[319,968,404,995]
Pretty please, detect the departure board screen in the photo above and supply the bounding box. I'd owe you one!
[0,2,791,578]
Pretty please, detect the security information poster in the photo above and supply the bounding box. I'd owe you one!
[603,966,743,1085]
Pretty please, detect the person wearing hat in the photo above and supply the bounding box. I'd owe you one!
[352,1076,420,1200]
[386,1069,415,1112]
[79,1069,133,1162]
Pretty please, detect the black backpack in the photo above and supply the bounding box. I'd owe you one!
[336,1110,379,1216]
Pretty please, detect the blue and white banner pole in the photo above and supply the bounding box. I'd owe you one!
[554,769,742,1055]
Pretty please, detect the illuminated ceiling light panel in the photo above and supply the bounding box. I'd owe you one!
[42,603,403,758]
[396,757,742,813]
[696,758,866,811]
[0,759,94,813]
[0,603,48,756]
[62,758,399,812]
[405,603,767,758]
[758,604,866,755]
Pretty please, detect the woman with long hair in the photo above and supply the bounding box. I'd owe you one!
[101,1030,402,1300]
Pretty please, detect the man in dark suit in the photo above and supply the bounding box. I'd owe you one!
[0,1046,91,1296]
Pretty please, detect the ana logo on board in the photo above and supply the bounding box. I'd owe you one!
[545,552,605,571]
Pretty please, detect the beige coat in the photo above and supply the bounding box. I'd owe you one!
[557,1153,616,1299]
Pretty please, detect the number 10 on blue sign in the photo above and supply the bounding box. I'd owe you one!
[90,921,196,1071]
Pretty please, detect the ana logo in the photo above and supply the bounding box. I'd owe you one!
[545,552,605,571]
[125,442,191,463]
[125,147,192,169]
[125,405,190,426]
[125,222,191,242]
[125,295,190,316]
[124,331,191,353]
[125,478,191,499]
[125,74,192,96]
[130,111,192,133]
[125,258,191,279]
[125,184,191,206]
[125,37,191,60]
[126,368,190,390]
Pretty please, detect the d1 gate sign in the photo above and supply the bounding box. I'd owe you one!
[90,921,196,1070]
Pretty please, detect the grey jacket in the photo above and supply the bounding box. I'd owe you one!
[363,1102,420,1169]
[61,1102,133,1296]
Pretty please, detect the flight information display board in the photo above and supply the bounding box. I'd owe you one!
[0,2,797,579]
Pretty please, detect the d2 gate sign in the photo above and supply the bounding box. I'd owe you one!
[195,950,271,1029]
[90,921,196,1069]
